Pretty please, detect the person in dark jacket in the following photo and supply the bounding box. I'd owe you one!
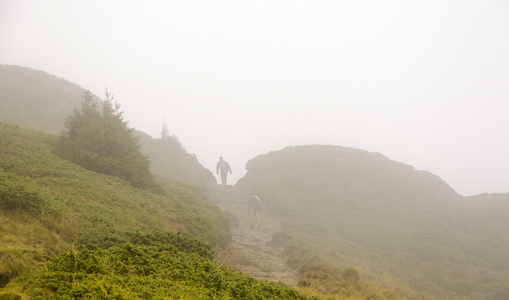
[216,156,232,185]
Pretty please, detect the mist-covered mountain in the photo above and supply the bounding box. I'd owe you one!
[3,64,508,299]
[238,145,509,299]
[0,65,83,133]
[0,64,215,187]
[136,130,216,187]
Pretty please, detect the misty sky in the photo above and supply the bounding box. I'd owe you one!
[1,1,509,196]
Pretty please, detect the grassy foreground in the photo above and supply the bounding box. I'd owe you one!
[14,232,314,299]
[0,121,324,299]
[0,121,404,299]
[0,122,228,297]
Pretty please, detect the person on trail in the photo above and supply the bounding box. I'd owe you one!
[248,191,262,229]
[216,156,232,185]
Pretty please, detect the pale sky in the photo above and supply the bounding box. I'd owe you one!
[1,0,509,196]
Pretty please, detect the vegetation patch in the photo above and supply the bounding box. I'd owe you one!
[23,233,315,300]
[0,182,47,216]
[55,90,153,189]
[0,121,231,296]
[238,145,509,299]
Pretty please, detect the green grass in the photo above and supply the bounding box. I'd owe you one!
[0,121,231,295]
[20,232,315,299]
[0,121,322,299]
[0,121,230,245]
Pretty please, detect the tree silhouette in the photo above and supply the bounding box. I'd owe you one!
[160,118,170,141]
[57,90,153,188]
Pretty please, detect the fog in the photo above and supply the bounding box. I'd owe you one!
[1,1,509,196]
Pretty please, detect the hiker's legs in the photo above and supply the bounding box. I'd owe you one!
[221,172,227,185]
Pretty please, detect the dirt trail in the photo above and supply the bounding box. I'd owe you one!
[207,184,298,286]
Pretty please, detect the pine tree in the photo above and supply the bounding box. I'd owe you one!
[160,118,170,141]
[57,90,153,188]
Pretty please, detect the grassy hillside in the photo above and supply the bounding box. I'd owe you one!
[0,121,235,296]
[137,131,216,187]
[237,145,509,299]
[0,65,215,187]
[0,69,316,299]
[0,122,315,299]
[0,65,84,133]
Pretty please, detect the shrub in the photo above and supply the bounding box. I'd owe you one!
[0,184,46,216]
[24,234,316,299]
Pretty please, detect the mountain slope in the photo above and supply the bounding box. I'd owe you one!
[237,145,509,299]
[0,64,214,187]
[0,121,230,291]
[137,131,216,187]
[0,65,84,133]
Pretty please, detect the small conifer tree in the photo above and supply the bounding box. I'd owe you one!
[160,118,170,141]
[57,89,153,188]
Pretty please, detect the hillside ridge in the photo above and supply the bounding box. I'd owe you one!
[0,65,215,188]
[235,145,509,299]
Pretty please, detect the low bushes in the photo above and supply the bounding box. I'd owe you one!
[24,232,316,299]
[0,182,46,216]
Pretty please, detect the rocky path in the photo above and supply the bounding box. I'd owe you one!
[207,184,298,286]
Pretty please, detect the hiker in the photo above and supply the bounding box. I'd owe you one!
[248,191,262,229]
[216,156,232,185]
